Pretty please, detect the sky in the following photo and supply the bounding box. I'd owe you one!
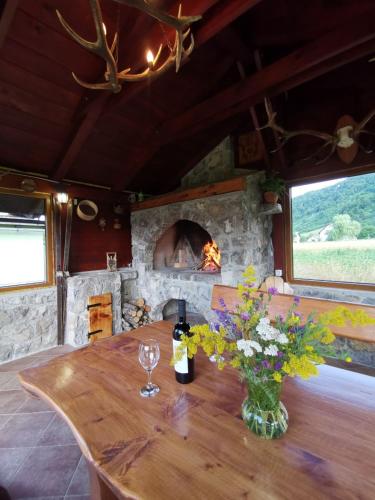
[291,178,347,198]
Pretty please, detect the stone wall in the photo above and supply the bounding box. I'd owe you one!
[131,172,274,323]
[292,284,375,368]
[0,287,57,363]
[65,269,137,346]
[181,136,250,189]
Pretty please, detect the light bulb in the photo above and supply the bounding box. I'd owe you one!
[57,192,69,204]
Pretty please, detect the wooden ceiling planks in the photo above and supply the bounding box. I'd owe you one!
[51,0,224,183]
[0,0,18,49]
[0,1,374,194]
[159,14,375,145]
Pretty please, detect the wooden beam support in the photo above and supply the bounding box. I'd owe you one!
[52,93,110,181]
[0,0,19,49]
[160,15,375,144]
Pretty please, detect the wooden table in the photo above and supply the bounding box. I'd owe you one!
[19,321,375,500]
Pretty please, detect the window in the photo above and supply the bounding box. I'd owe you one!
[0,189,54,291]
[287,171,375,288]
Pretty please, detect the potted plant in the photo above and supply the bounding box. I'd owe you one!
[173,266,375,440]
[259,173,285,204]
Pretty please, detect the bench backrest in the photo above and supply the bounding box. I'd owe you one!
[211,285,375,343]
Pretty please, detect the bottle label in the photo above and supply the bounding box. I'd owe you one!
[173,339,188,374]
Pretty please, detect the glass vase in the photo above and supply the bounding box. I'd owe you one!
[241,377,288,439]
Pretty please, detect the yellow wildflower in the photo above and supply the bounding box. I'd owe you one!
[273,372,282,383]
[345,356,352,363]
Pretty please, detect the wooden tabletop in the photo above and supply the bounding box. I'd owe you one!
[19,321,375,500]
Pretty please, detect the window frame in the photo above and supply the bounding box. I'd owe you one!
[0,187,54,293]
[284,173,375,292]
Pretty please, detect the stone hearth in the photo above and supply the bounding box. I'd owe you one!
[131,172,274,323]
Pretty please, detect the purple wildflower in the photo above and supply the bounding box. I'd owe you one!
[294,312,302,318]
[276,314,284,322]
[262,360,271,369]
[253,366,260,373]
[274,361,283,371]
[240,312,250,321]
[242,292,250,299]
[268,287,278,296]
[293,296,301,305]
[218,297,227,308]
[277,351,284,358]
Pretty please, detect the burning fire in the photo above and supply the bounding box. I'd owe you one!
[199,240,221,272]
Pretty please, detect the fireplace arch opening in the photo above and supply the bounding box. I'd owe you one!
[162,299,206,325]
[153,219,221,272]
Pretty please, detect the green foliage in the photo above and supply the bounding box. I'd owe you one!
[328,214,361,241]
[292,173,375,235]
[359,225,375,239]
[293,242,375,283]
[259,173,285,195]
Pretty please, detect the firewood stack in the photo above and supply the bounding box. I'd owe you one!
[121,298,152,331]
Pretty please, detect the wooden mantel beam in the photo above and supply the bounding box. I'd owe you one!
[160,15,375,144]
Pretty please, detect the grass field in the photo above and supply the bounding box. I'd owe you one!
[293,239,375,284]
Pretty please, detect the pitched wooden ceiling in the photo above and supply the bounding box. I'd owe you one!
[0,0,375,195]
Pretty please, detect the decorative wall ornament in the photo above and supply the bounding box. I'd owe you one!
[20,178,37,193]
[106,252,117,271]
[56,0,201,93]
[77,200,99,221]
[259,99,375,165]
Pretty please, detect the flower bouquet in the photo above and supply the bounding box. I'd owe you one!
[174,266,375,439]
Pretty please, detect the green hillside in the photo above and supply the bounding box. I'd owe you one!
[291,172,375,237]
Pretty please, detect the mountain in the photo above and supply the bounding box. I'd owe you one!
[291,172,375,237]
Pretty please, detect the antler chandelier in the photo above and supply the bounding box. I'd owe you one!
[259,99,375,165]
[56,0,201,93]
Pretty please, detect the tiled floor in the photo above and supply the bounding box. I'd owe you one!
[0,347,91,500]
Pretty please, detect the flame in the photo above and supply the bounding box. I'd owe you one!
[200,240,221,272]
[146,50,155,68]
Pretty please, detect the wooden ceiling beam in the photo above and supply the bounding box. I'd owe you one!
[159,15,375,144]
[52,93,110,180]
[0,0,19,49]
[195,0,263,47]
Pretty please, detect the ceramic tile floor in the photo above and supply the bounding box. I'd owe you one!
[0,347,90,500]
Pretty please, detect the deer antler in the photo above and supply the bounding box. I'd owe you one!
[56,0,201,93]
[258,99,335,153]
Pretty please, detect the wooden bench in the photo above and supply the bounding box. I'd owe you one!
[211,284,375,343]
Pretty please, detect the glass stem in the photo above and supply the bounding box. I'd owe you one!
[147,369,152,387]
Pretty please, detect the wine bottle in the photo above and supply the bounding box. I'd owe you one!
[172,300,194,384]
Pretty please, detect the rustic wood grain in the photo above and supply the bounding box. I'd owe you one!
[88,293,113,343]
[131,177,247,211]
[19,321,375,499]
[211,284,375,343]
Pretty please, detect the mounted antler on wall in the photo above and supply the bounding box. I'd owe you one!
[56,0,201,93]
[259,99,375,164]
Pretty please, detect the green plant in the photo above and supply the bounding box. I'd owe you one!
[259,173,286,195]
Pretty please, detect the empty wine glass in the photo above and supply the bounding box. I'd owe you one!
[138,339,160,398]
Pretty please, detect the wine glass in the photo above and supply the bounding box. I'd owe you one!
[138,339,160,397]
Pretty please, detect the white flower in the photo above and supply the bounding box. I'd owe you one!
[237,339,255,357]
[256,317,280,341]
[264,344,278,356]
[277,333,289,344]
[248,340,262,353]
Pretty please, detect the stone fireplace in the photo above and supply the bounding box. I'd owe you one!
[131,172,274,323]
